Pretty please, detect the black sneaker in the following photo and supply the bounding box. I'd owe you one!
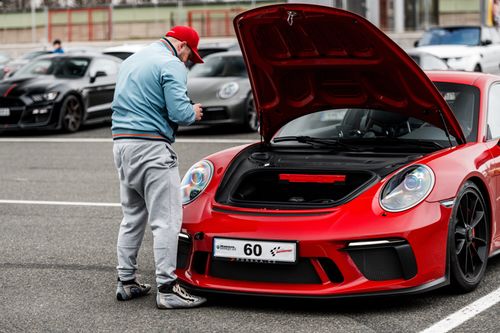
[116,279,151,301]
[156,282,207,309]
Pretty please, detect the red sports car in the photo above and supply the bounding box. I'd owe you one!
[176,4,500,298]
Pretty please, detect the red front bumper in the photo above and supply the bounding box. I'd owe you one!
[177,192,452,297]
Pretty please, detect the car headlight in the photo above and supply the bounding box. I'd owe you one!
[217,82,239,99]
[181,160,214,204]
[30,92,58,102]
[379,165,435,212]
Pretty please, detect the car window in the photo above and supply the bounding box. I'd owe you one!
[419,27,481,46]
[13,57,90,78]
[189,55,247,78]
[487,84,500,140]
[275,82,479,146]
[440,83,479,141]
[53,59,89,78]
[89,58,118,76]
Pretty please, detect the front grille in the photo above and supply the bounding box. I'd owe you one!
[176,237,192,270]
[0,98,25,126]
[209,258,321,284]
[317,258,344,283]
[0,97,25,107]
[202,107,229,121]
[0,109,23,125]
[192,251,209,275]
[347,242,417,281]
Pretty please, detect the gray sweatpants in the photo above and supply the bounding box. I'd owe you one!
[112,140,182,287]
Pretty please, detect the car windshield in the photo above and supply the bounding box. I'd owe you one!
[274,82,479,148]
[419,27,481,46]
[13,57,90,78]
[189,55,247,78]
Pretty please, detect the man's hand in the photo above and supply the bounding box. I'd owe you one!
[193,103,203,121]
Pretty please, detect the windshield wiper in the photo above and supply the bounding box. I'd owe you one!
[272,136,363,151]
[343,138,445,150]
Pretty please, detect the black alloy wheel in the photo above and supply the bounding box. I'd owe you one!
[61,95,83,133]
[449,181,490,293]
[244,95,259,132]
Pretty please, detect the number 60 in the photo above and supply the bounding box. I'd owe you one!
[244,243,262,256]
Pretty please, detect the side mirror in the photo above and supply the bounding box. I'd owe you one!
[482,39,492,46]
[414,40,419,47]
[90,70,107,83]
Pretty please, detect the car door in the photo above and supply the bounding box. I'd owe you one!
[85,57,119,120]
[485,82,500,248]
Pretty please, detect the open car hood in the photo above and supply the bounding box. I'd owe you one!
[233,4,465,144]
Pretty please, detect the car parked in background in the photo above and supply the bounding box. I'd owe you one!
[0,53,121,132]
[102,39,239,66]
[102,43,148,60]
[186,39,239,68]
[187,50,258,132]
[406,49,450,70]
[177,4,500,298]
[415,25,500,73]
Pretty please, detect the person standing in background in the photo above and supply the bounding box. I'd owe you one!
[52,39,64,53]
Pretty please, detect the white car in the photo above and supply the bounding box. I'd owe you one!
[102,43,148,60]
[415,25,500,73]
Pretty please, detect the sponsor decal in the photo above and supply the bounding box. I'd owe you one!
[270,246,293,257]
[216,244,237,251]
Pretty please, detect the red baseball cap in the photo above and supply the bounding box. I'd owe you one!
[166,26,204,63]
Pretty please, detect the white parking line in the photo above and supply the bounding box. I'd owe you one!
[0,138,255,144]
[419,286,500,333]
[0,199,120,207]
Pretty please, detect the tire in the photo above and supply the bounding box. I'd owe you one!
[60,95,83,133]
[473,64,482,72]
[449,181,490,293]
[242,95,259,132]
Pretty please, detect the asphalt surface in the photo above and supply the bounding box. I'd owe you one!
[0,123,498,333]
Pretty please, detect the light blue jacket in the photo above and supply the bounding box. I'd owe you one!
[111,39,195,143]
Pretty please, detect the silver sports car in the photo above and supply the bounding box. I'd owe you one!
[187,51,258,132]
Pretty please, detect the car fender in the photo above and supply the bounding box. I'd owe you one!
[423,144,494,203]
[373,143,493,205]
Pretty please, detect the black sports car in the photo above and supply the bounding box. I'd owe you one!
[0,53,121,132]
